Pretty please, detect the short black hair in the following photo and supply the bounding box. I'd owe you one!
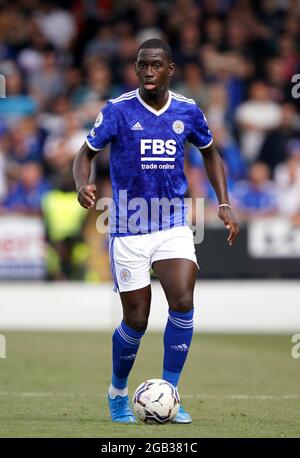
[137,39,173,62]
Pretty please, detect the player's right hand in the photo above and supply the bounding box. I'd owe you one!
[77,184,97,209]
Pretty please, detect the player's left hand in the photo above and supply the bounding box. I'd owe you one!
[218,207,239,247]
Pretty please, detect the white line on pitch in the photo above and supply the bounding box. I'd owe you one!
[0,392,299,400]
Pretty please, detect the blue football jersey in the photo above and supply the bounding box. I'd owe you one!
[86,89,213,236]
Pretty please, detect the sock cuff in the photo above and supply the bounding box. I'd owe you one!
[115,321,145,346]
[168,308,194,329]
[112,374,128,390]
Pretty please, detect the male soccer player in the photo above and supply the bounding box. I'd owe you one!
[73,39,239,424]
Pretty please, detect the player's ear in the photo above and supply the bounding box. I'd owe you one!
[168,63,175,77]
[134,62,138,76]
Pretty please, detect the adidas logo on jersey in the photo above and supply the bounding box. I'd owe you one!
[131,122,143,130]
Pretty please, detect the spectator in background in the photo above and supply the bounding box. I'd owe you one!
[1,162,51,215]
[277,33,299,81]
[233,162,278,221]
[33,1,76,51]
[174,62,210,109]
[118,62,139,93]
[82,58,116,103]
[265,57,291,103]
[29,47,66,110]
[274,140,300,225]
[275,139,300,194]
[65,66,88,107]
[236,81,281,163]
[275,153,300,221]
[203,17,224,51]
[187,126,246,183]
[8,115,47,165]
[205,82,229,130]
[175,22,200,65]
[17,18,51,79]
[83,24,119,61]
[0,145,7,201]
[0,64,37,127]
[44,111,88,190]
[258,103,300,175]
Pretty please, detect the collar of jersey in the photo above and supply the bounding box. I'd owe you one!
[136,88,172,116]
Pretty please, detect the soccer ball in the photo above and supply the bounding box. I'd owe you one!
[132,378,180,424]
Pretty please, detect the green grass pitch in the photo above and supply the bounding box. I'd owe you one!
[0,331,299,438]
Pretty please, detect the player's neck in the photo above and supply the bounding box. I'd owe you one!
[138,88,170,111]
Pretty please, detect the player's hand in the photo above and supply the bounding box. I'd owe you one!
[77,184,97,209]
[218,206,239,247]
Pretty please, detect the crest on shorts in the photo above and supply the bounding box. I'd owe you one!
[120,268,131,282]
[172,120,185,134]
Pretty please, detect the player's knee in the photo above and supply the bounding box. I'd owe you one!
[125,317,148,333]
[170,299,193,314]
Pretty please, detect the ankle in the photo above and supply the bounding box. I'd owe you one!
[108,384,128,399]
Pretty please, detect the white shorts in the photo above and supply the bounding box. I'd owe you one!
[109,226,198,293]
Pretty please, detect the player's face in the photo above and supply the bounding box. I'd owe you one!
[135,48,175,95]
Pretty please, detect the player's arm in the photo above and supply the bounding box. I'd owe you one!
[200,142,240,246]
[73,102,116,209]
[73,142,98,209]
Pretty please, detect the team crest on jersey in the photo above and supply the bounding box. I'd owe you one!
[120,268,131,282]
[94,111,103,127]
[172,120,185,134]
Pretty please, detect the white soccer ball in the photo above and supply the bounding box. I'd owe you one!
[132,378,180,424]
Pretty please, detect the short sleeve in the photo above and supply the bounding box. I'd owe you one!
[187,105,213,149]
[86,102,117,151]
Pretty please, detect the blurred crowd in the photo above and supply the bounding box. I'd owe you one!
[0,0,299,279]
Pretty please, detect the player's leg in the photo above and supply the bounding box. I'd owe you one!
[108,287,151,423]
[109,286,151,397]
[151,226,198,423]
[152,258,197,423]
[152,258,197,387]
[108,235,152,423]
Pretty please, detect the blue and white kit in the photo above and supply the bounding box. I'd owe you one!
[86,89,213,291]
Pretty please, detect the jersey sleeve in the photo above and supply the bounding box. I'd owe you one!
[187,105,213,149]
[86,102,117,151]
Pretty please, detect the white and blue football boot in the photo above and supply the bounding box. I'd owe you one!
[171,405,192,424]
[108,394,137,424]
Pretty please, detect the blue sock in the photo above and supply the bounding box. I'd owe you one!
[162,308,194,388]
[112,321,145,389]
